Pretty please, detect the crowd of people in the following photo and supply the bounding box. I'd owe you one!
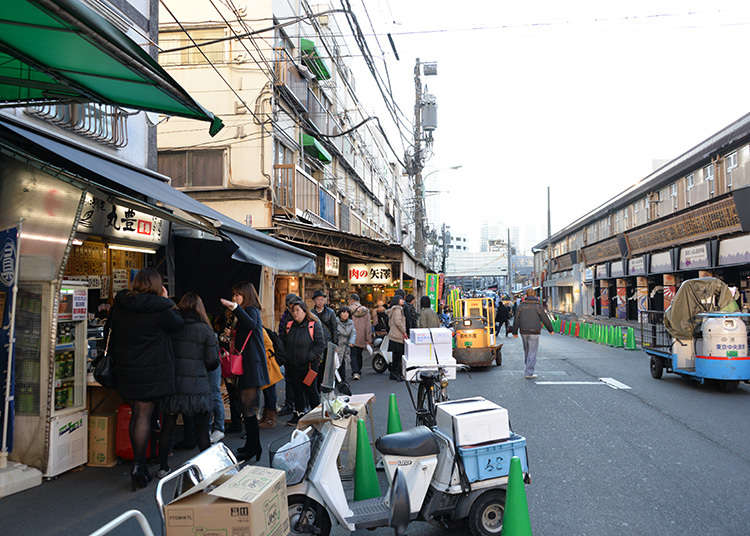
[104,267,447,490]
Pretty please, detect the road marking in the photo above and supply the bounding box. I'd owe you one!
[599,377,632,390]
[535,381,602,385]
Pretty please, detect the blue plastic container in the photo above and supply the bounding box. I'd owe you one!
[458,434,528,483]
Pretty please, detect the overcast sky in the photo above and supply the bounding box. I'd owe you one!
[342,0,750,253]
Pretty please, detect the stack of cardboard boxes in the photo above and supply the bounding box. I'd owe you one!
[403,327,457,381]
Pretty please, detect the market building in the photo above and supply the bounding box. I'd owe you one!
[533,113,750,320]
[0,0,313,493]
[157,0,430,323]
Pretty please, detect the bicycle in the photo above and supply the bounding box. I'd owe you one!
[405,364,466,427]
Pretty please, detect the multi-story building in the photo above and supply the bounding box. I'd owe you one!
[534,113,750,318]
[158,0,427,322]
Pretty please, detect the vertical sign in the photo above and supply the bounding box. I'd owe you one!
[426,273,439,311]
[1,224,21,460]
[600,287,610,317]
[616,287,627,319]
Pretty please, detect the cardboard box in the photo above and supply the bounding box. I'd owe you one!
[409,328,433,345]
[403,351,457,381]
[88,414,116,467]
[436,397,510,446]
[410,327,453,345]
[165,466,288,536]
[428,327,453,345]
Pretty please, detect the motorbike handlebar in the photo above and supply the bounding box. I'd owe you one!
[341,406,359,417]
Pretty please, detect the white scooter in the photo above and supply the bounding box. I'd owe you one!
[371,335,392,374]
[281,349,528,536]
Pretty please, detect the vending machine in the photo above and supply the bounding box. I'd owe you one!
[46,281,88,477]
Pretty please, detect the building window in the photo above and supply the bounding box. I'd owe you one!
[704,164,714,196]
[158,150,225,187]
[686,173,694,189]
[634,201,639,214]
[726,152,737,191]
[671,183,677,210]
[27,103,128,147]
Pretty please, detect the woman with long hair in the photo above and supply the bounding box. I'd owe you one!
[220,282,269,461]
[283,301,325,425]
[386,295,407,381]
[157,292,219,477]
[107,268,183,489]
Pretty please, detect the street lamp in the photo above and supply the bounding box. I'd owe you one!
[424,165,463,180]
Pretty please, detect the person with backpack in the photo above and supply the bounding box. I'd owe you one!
[512,288,554,379]
[158,292,219,478]
[335,306,357,381]
[220,282,269,462]
[277,293,302,417]
[284,301,325,426]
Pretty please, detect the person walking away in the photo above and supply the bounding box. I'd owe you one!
[284,301,325,425]
[258,327,284,429]
[277,294,302,417]
[220,282,270,462]
[349,293,372,381]
[107,268,184,490]
[372,300,389,339]
[403,294,418,335]
[386,295,407,381]
[335,307,357,380]
[418,296,441,328]
[159,292,219,477]
[512,288,554,379]
[497,302,511,337]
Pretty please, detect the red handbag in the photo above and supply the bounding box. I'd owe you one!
[220,330,251,377]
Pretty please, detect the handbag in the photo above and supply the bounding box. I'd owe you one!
[221,330,251,377]
[93,330,116,388]
[302,364,318,387]
[261,355,284,390]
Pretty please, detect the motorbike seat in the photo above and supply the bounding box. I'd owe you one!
[417,370,439,382]
[376,426,439,457]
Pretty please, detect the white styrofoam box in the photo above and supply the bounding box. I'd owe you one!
[429,327,453,345]
[436,397,510,446]
[410,328,433,345]
[405,340,453,361]
[45,410,88,477]
[403,354,458,381]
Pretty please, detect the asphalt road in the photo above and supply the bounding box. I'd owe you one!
[2,333,749,535]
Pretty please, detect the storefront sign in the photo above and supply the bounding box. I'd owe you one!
[718,234,750,266]
[77,193,168,246]
[72,287,87,321]
[679,243,709,270]
[596,264,608,279]
[582,237,623,265]
[112,269,129,292]
[348,263,393,285]
[426,273,439,311]
[584,267,593,281]
[650,251,671,274]
[629,256,645,276]
[324,254,340,276]
[610,261,625,278]
[0,225,20,454]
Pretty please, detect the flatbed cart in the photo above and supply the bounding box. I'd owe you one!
[641,309,750,393]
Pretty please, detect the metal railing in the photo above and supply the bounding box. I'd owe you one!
[274,47,308,110]
[27,103,128,147]
[273,163,295,213]
[296,169,319,215]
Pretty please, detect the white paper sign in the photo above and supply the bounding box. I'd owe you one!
[112,269,129,292]
[348,263,393,285]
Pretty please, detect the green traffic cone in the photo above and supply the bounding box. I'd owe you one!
[581,323,587,340]
[354,418,381,501]
[616,326,624,348]
[501,456,532,536]
[625,327,636,350]
[387,393,402,435]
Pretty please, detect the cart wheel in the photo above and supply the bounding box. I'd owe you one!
[288,495,331,536]
[372,354,387,374]
[650,356,664,379]
[719,380,739,393]
[468,489,506,536]
[495,351,502,367]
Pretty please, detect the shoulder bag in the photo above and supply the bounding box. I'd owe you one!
[221,330,251,377]
[93,330,116,388]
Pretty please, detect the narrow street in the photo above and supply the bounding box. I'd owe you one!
[2,334,749,535]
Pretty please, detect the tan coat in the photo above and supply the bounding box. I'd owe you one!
[350,302,373,348]
[386,305,407,343]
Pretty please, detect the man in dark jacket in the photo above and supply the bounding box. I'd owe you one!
[403,294,419,335]
[512,289,554,379]
[497,302,511,337]
[312,290,337,344]
[278,293,302,417]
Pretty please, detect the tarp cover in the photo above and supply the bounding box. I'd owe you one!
[664,277,737,339]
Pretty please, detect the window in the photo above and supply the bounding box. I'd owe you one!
[726,152,737,190]
[158,150,224,187]
[704,164,714,196]
[686,173,694,190]
[634,201,639,214]
[671,183,677,210]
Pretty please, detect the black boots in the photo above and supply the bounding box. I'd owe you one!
[130,463,152,491]
[237,416,262,462]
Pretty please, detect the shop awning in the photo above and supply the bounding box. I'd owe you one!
[0,116,316,272]
[301,133,332,164]
[0,0,223,135]
[300,38,331,80]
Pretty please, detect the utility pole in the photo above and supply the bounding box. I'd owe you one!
[546,186,551,305]
[507,227,512,295]
[413,57,425,261]
[440,223,450,273]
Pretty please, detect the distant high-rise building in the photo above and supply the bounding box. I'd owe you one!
[480,220,505,252]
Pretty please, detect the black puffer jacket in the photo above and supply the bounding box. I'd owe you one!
[108,291,184,401]
[162,311,220,415]
[285,318,325,369]
[313,305,338,344]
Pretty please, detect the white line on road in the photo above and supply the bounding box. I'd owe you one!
[599,377,632,390]
[535,377,632,390]
[535,381,602,385]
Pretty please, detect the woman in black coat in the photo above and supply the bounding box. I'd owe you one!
[220,282,269,461]
[107,268,183,489]
[158,292,219,477]
[284,301,325,426]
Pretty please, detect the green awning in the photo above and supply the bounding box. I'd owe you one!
[0,0,223,135]
[300,38,331,80]
[301,133,331,164]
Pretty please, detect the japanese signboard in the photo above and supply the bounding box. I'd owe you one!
[426,273,439,311]
[324,254,340,276]
[76,193,168,245]
[348,263,393,285]
[679,243,709,270]
[629,256,645,276]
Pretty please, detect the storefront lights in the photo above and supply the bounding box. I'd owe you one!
[107,244,157,254]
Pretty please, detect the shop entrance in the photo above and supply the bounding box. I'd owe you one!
[274,275,300,324]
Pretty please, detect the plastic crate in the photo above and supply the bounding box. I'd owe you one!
[458,434,528,483]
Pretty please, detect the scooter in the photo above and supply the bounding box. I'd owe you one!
[371,335,392,374]
[283,352,528,536]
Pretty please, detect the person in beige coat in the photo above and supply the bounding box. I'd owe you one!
[347,293,372,380]
[386,295,407,381]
